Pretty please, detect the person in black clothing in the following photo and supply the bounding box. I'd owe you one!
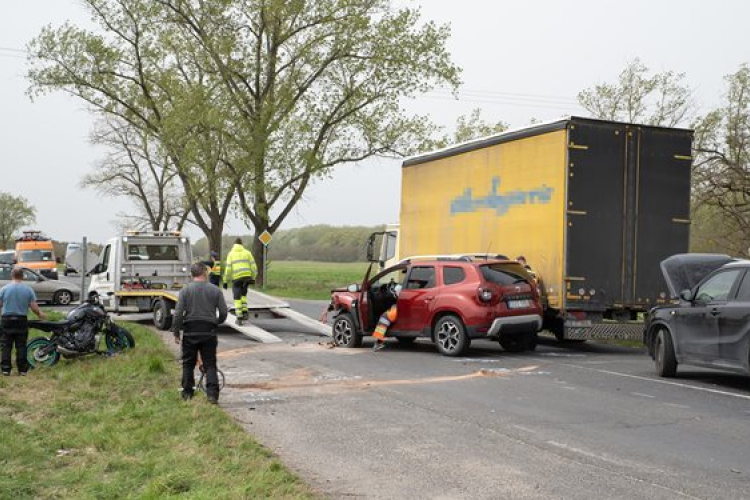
[172,262,228,403]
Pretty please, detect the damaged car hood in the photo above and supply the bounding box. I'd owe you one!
[660,253,734,298]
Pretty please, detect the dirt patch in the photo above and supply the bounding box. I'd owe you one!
[226,365,542,393]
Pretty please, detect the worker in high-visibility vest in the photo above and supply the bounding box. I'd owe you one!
[223,238,257,322]
[208,251,222,287]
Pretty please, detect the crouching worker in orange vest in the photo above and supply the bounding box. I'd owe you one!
[372,305,397,352]
[372,282,402,352]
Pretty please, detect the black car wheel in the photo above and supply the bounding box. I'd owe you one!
[332,312,362,348]
[53,290,74,306]
[434,315,470,357]
[655,329,678,378]
[153,300,173,331]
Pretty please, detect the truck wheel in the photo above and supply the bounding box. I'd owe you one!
[434,315,470,357]
[524,332,538,351]
[499,334,526,353]
[53,290,74,306]
[153,300,173,331]
[332,312,362,348]
[655,329,677,377]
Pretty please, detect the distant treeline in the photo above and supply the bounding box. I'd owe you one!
[193,225,384,262]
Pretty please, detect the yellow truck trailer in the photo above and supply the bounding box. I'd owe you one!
[398,117,692,340]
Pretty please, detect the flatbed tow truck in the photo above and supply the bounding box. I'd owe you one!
[87,231,328,343]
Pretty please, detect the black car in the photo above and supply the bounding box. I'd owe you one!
[644,254,750,378]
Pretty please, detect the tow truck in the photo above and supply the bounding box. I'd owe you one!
[87,231,329,343]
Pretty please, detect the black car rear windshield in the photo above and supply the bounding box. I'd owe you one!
[480,263,531,286]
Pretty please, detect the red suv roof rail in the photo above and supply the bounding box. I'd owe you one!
[399,254,509,265]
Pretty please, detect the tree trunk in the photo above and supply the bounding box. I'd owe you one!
[207,224,224,258]
[251,233,265,287]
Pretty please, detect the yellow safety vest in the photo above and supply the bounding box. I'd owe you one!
[210,260,222,276]
[224,244,257,281]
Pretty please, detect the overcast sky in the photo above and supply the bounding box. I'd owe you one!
[2,1,749,245]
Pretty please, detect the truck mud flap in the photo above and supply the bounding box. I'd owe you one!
[564,322,646,340]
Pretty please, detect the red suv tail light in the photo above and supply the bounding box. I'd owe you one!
[477,287,493,303]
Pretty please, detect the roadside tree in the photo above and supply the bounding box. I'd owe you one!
[156,0,461,284]
[425,108,508,151]
[692,64,750,255]
[84,117,191,232]
[27,0,237,255]
[578,58,694,127]
[0,193,36,250]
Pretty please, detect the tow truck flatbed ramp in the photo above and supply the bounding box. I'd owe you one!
[113,288,330,343]
[222,288,332,340]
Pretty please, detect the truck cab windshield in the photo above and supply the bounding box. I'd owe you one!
[18,250,54,262]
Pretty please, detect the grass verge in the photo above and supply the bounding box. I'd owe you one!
[0,322,315,500]
[263,260,369,300]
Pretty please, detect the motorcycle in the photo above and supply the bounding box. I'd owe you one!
[26,296,135,368]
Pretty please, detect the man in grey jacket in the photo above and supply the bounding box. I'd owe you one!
[172,262,228,403]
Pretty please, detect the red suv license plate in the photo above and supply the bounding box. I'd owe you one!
[508,299,531,309]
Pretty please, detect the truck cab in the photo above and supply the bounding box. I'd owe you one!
[88,231,193,329]
[15,231,58,280]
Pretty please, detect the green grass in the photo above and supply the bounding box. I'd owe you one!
[263,260,370,300]
[0,322,316,500]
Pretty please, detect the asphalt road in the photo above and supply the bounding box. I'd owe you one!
[50,285,750,499]
[207,299,750,500]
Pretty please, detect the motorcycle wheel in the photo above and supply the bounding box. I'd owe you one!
[26,337,60,368]
[106,326,136,351]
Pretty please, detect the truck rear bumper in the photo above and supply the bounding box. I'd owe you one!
[487,314,542,337]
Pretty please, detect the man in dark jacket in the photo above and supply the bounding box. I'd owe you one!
[172,262,228,403]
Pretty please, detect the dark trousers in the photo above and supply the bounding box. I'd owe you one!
[181,327,219,398]
[232,277,253,301]
[1,316,29,374]
[209,274,221,287]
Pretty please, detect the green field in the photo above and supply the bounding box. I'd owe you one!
[0,322,315,500]
[263,260,370,300]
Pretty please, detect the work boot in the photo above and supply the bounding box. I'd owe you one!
[372,340,386,352]
[181,391,194,401]
[207,395,219,405]
[2,371,10,376]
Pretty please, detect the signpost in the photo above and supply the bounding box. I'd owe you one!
[80,236,87,303]
[258,230,272,289]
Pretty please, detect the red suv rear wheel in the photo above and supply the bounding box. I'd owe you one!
[433,315,470,357]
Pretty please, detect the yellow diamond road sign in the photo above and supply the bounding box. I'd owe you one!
[259,230,272,246]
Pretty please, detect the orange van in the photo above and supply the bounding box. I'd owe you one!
[15,231,59,280]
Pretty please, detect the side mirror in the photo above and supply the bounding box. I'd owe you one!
[680,289,693,302]
[347,284,360,293]
[89,263,101,275]
[366,234,375,262]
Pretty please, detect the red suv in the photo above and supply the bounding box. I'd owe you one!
[328,256,543,356]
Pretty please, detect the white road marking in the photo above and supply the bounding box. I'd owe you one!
[539,352,586,358]
[452,358,504,363]
[665,403,691,409]
[546,440,628,467]
[631,392,656,398]
[565,364,750,401]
